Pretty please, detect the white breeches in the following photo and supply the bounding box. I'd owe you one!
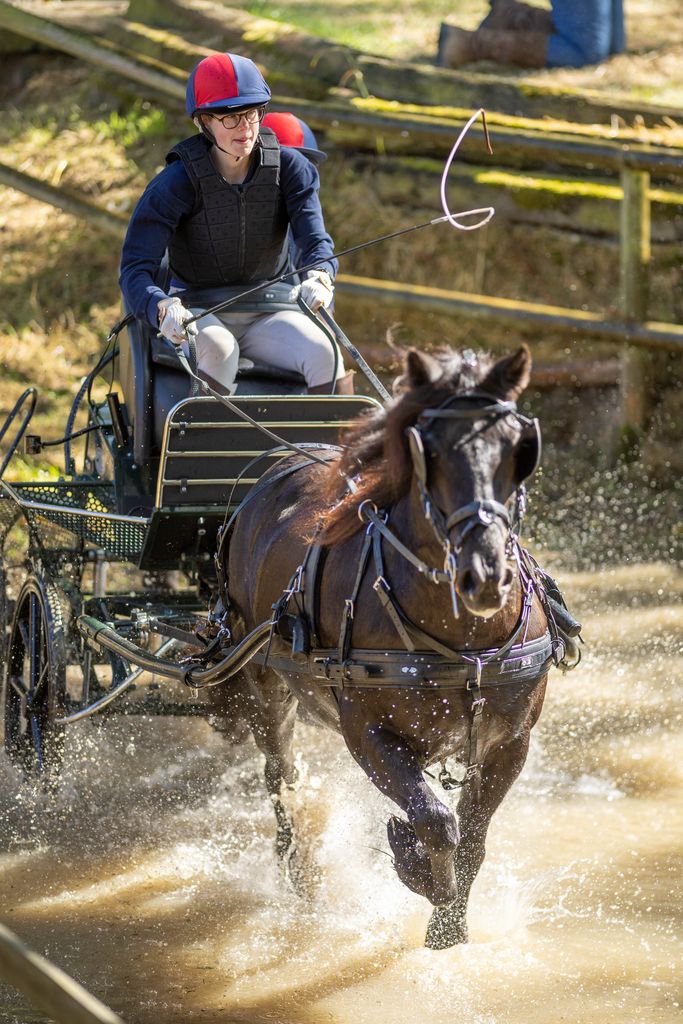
[185,307,345,391]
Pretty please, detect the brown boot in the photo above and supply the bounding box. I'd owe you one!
[307,370,355,395]
[437,24,548,68]
[479,0,553,33]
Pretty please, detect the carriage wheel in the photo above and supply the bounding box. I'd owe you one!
[3,575,67,780]
[0,560,8,665]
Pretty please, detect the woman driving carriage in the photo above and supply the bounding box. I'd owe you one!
[119,52,352,395]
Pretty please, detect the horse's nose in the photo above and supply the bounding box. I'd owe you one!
[458,554,513,616]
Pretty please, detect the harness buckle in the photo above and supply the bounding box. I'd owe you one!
[551,637,566,667]
[344,598,354,620]
[466,656,484,689]
[470,696,486,715]
[438,763,466,791]
[312,656,332,680]
[373,575,389,594]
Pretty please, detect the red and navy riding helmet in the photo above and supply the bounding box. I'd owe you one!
[186,52,271,117]
[261,112,327,164]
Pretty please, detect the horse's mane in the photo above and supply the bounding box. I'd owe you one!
[312,347,499,545]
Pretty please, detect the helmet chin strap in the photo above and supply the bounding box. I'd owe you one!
[193,114,252,160]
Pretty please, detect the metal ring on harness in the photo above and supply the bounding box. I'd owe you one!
[357,498,379,523]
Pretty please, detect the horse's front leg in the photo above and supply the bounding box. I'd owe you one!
[426,679,548,947]
[339,705,460,907]
[425,732,532,948]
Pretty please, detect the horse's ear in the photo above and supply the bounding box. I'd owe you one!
[393,348,442,394]
[481,345,532,400]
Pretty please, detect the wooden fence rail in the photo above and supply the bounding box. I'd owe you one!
[0,922,125,1024]
[126,0,683,129]
[337,274,683,353]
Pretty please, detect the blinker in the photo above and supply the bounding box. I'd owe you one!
[515,417,542,483]
[406,426,428,487]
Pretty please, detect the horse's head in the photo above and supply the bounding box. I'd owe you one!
[399,345,539,618]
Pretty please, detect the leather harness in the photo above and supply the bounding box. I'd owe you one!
[219,390,561,798]
[253,506,555,800]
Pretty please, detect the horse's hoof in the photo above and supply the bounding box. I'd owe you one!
[425,903,468,949]
[387,816,434,901]
[387,814,416,849]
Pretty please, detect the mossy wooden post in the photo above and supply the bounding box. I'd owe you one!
[619,167,651,431]
[0,923,125,1024]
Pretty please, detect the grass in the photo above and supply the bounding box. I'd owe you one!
[242,0,466,57]
[92,100,170,149]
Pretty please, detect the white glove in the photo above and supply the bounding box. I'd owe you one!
[295,270,334,311]
[157,297,198,346]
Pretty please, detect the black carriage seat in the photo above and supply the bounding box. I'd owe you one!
[137,392,381,571]
[118,309,307,467]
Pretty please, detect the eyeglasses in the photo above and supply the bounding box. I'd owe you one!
[210,106,266,130]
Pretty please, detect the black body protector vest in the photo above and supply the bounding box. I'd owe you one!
[166,128,290,288]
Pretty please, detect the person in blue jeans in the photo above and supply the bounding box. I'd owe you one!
[438,0,625,69]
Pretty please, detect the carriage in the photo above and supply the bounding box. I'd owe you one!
[0,307,380,782]
[1,298,582,949]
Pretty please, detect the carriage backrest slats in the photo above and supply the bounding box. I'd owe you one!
[135,394,380,571]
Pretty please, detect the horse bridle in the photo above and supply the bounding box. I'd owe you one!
[344,391,544,794]
[357,390,540,619]
[406,389,541,554]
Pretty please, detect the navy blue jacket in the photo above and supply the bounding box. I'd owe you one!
[119,138,337,328]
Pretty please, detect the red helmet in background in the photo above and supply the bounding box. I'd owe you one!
[261,112,327,164]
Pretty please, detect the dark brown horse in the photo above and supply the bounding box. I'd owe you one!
[210,344,555,948]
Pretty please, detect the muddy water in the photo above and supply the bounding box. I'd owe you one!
[0,562,681,1024]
